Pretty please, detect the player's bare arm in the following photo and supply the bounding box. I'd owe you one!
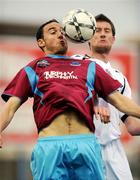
[0,96,21,134]
[107,91,140,118]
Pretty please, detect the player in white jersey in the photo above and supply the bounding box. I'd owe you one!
[91,58,133,180]
[72,14,140,180]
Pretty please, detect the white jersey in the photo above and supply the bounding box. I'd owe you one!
[93,58,131,144]
[72,54,133,180]
[72,54,131,144]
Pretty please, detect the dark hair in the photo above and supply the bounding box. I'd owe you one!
[36,19,59,40]
[95,14,116,36]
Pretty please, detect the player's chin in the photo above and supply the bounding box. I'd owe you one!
[56,46,68,55]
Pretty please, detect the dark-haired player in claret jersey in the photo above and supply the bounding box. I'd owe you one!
[1,19,140,180]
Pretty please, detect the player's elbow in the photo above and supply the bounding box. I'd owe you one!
[125,117,140,136]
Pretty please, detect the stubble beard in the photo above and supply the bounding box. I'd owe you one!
[47,45,68,55]
[56,46,68,55]
[55,41,68,55]
[93,46,111,54]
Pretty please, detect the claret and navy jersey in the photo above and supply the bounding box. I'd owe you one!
[1,55,121,132]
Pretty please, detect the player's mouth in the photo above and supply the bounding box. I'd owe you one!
[98,40,108,45]
[100,39,107,43]
[60,40,67,46]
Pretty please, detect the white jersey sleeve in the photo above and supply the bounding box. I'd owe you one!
[117,74,131,121]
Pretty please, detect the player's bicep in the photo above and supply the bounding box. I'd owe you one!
[6,96,21,113]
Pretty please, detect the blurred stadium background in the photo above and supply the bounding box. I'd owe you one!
[0,0,140,179]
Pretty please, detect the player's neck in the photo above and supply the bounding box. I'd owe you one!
[91,52,109,63]
[44,49,67,57]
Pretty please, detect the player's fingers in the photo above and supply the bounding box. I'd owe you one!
[94,106,101,120]
[94,106,110,123]
[100,108,110,123]
[95,106,110,123]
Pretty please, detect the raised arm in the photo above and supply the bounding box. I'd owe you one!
[107,91,140,118]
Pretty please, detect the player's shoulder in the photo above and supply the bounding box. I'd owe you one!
[71,54,84,60]
[26,56,48,68]
[71,54,96,67]
[71,54,93,60]
[112,67,126,78]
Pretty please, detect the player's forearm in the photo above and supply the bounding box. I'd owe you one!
[0,104,15,132]
[118,101,140,118]
[0,116,12,133]
[108,92,140,118]
[0,97,21,133]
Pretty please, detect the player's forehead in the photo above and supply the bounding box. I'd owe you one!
[43,22,62,32]
[96,21,112,29]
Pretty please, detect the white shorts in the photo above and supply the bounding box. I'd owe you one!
[101,139,133,180]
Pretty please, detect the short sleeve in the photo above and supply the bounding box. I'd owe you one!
[118,76,132,120]
[1,68,33,104]
[122,77,131,97]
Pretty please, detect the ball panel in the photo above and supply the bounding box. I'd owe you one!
[74,12,93,25]
[80,27,94,40]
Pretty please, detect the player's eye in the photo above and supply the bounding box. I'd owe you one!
[49,29,57,34]
[50,30,56,34]
[105,28,111,33]
[95,28,101,33]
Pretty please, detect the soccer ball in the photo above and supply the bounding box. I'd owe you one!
[62,9,96,43]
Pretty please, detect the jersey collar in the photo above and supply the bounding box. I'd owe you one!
[46,54,71,59]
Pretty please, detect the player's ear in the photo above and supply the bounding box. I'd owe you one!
[112,36,115,44]
[37,39,45,48]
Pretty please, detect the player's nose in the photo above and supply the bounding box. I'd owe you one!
[100,30,106,38]
[58,30,65,38]
[100,34,106,38]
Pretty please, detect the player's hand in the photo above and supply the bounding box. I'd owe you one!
[0,134,3,148]
[94,106,110,123]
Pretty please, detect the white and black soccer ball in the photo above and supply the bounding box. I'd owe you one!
[62,9,96,43]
